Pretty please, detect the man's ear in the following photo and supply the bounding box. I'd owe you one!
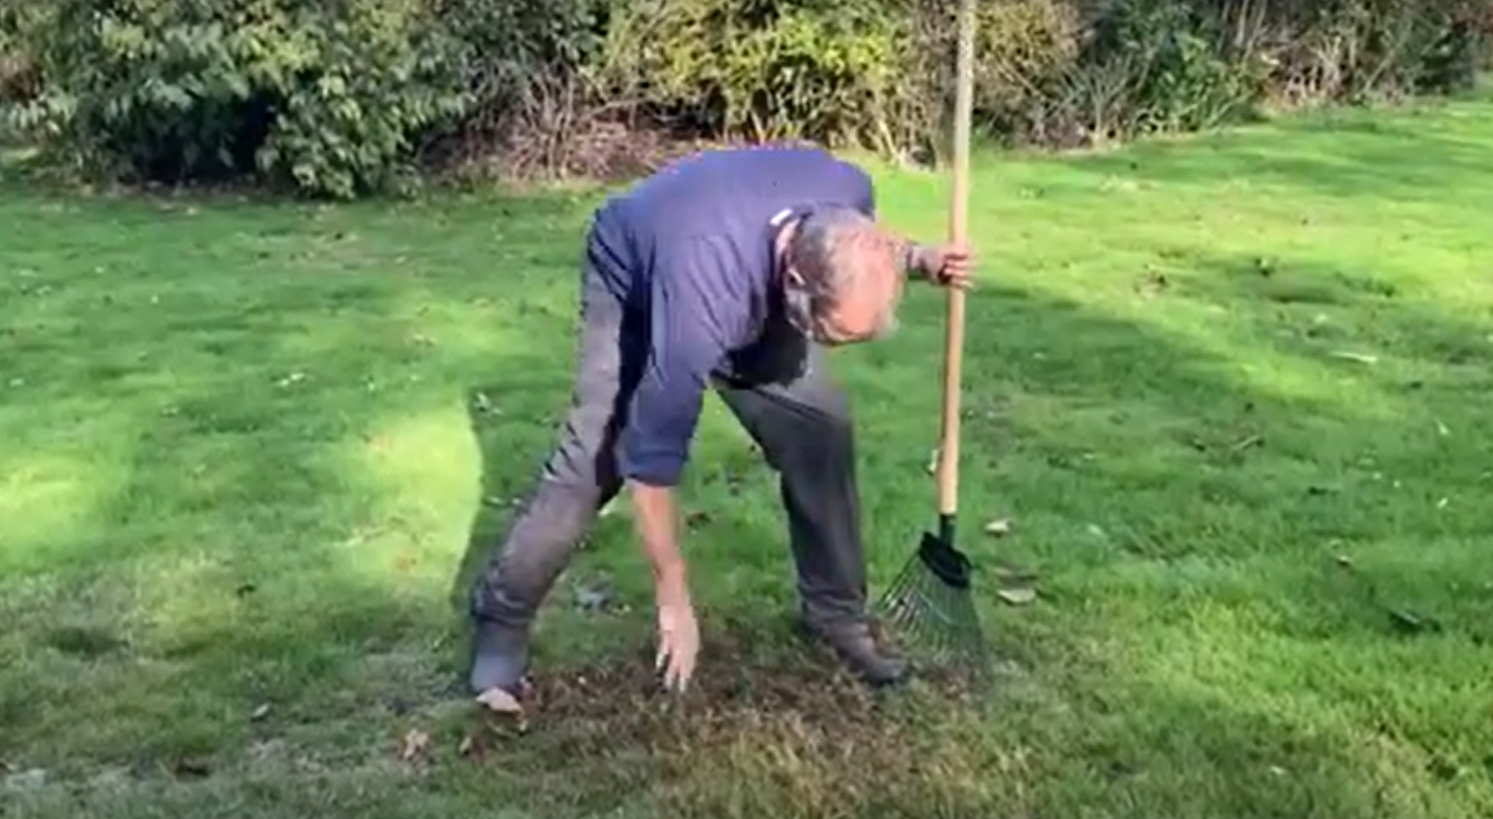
[783,266,807,287]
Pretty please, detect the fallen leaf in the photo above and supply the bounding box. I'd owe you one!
[1229,433,1264,452]
[984,519,1012,537]
[685,509,713,528]
[3,768,47,791]
[1134,270,1168,296]
[926,447,940,475]
[992,564,1039,585]
[399,729,432,762]
[250,703,271,722]
[476,688,524,715]
[1330,350,1378,365]
[385,695,413,716]
[458,734,485,760]
[996,587,1037,606]
[1335,554,1354,569]
[172,758,211,780]
[87,766,133,791]
[1388,608,1433,634]
[573,577,617,613]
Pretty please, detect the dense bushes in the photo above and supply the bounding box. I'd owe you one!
[3,0,1489,196]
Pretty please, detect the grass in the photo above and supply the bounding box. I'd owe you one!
[4,95,1493,818]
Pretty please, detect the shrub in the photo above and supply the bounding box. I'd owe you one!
[8,0,472,197]
[1089,0,1264,133]
[1230,0,1493,106]
[0,3,49,110]
[595,0,920,153]
[6,0,1493,192]
[428,0,645,181]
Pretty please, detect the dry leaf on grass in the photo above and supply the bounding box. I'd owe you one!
[3,768,48,791]
[399,729,432,763]
[996,587,1037,606]
[573,577,618,613]
[992,564,1039,585]
[476,687,524,715]
[173,758,211,780]
[458,734,483,759]
[984,519,1012,537]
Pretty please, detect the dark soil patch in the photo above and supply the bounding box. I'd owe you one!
[457,621,1003,819]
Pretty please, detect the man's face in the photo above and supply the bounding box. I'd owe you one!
[808,244,904,345]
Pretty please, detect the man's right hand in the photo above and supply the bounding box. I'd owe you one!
[627,479,699,692]
[654,572,699,692]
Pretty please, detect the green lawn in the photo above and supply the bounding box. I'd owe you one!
[4,97,1493,819]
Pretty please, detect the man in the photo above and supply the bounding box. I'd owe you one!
[468,144,971,701]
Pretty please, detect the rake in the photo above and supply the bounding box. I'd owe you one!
[875,0,990,682]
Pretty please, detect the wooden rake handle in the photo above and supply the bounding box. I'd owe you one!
[937,0,977,521]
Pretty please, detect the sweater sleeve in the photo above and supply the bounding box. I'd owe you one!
[617,237,740,487]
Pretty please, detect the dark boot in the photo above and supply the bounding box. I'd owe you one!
[800,618,910,687]
[468,617,531,696]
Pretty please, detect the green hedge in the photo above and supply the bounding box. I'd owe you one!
[3,0,1490,197]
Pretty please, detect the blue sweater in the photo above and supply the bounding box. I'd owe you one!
[589,146,878,487]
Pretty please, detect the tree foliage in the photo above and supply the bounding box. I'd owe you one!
[3,0,1488,196]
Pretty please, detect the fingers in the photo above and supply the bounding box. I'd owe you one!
[660,640,696,692]
[665,655,688,693]
[938,271,974,290]
[656,636,698,693]
[656,604,700,693]
[930,243,975,290]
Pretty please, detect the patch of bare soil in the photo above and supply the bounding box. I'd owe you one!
[458,623,1000,819]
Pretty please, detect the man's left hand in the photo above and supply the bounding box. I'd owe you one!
[916,242,974,289]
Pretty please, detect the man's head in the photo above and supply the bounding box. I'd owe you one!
[779,207,907,346]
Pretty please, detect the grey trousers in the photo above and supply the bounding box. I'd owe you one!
[470,232,869,633]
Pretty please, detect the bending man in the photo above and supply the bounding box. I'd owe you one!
[467,145,971,699]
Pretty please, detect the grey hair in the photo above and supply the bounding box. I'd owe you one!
[781,207,903,340]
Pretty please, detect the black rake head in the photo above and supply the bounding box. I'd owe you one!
[874,531,990,682]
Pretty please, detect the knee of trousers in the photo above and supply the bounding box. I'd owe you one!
[803,412,856,464]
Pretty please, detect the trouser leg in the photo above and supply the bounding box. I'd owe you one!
[712,349,867,628]
[467,238,634,693]
[713,345,908,685]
